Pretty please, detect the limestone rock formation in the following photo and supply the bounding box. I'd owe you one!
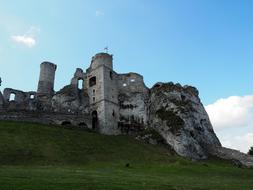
[52,85,90,114]
[210,147,253,167]
[149,82,221,159]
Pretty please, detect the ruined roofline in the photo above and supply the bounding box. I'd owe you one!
[118,72,144,79]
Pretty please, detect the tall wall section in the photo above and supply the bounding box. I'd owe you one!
[117,73,149,133]
[86,53,120,134]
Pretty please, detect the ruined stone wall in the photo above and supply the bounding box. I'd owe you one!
[2,88,37,111]
[117,73,149,133]
[0,110,92,128]
[51,85,90,114]
[86,65,104,105]
[70,68,86,89]
[102,66,120,134]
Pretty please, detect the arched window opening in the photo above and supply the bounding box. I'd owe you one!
[89,76,96,87]
[112,110,115,117]
[93,89,95,95]
[61,121,71,126]
[9,93,15,101]
[78,79,83,89]
[78,122,87,127]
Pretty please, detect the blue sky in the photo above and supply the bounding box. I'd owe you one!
[0,0,253,152]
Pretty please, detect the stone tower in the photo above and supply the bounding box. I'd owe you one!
[37,62,57,104]
[86,53,120,134]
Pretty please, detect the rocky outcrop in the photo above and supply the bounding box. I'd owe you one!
[149,82,221,160]
[52,85,89,114]
[210,147,253,168]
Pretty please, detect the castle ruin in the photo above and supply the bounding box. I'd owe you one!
[1,52,253,166]
[0,53,149,135]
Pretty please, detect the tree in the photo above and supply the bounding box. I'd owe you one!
[248,147,253,156]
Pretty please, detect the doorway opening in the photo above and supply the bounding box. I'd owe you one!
[92,110,98,130]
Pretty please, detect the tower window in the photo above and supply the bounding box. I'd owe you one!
[93,89,95,95]
[89,76,96,87]
[110,71,113,80]
[93,97,96,102]
[112,110,115,117]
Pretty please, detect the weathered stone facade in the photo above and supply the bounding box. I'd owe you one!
[0,53,149,134]
[1,52,253,166]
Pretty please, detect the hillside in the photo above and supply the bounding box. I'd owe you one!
[0,121,253,190]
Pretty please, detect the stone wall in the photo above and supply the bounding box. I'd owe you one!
[70,68,86,89]
[0,110,92,128]
[2,88,37,111]
[117,73,149,134]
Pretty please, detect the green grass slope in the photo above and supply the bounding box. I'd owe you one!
[0,121,253,190]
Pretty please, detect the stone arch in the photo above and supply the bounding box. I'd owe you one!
[61,121,72,126]
[78,122,88,128]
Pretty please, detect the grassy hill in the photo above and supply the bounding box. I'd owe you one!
[0,121,253,190]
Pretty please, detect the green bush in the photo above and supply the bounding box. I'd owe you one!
[248,147,253,155]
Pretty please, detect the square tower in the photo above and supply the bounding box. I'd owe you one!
[86,53,120,135]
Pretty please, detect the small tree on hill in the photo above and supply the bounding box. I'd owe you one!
[248,147,253,156]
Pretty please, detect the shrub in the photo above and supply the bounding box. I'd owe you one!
[248,147,253,156]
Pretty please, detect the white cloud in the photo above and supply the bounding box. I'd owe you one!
[11,35,36,48]
[95,10,104,17]
[10,26,40,48]
[218,133,253,153]
[205,95,253,153]
[205,95,253,130]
